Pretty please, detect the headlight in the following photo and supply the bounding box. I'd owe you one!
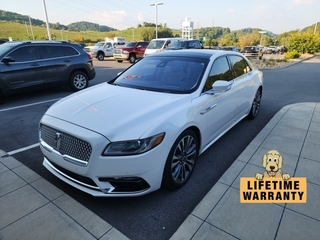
[103,133,165,156]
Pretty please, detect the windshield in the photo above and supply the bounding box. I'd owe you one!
[171,41,188,48]
[94,42,105,47]
[112,56,208,93]
[125,42,136,47]
[0,43,18,56]
[146,40,165,49]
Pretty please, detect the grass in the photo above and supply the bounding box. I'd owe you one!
[0,21,181,44]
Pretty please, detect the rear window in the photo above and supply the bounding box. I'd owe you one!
[63,46,80,56]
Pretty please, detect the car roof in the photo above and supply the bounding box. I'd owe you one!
[2,40,79,46]
[146,49,237,60]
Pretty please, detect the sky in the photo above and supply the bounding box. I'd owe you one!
[0,0,319,34]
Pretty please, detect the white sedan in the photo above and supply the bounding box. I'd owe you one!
[39,49,263,197]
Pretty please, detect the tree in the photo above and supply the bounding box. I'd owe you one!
[141,28,155,41]
[286,32,320,54]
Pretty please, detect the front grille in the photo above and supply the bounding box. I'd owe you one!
[40,124,92,162]
[114,49,123,54]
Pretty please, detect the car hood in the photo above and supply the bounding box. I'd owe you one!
[44,83,191,141]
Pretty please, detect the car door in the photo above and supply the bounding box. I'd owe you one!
[199,56,239,145]
[0,45,43,91]
[136,42,148,58]
[228,55,257,118]
[39,45,73,85]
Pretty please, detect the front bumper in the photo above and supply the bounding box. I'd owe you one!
[39,116,169,197]
[113,53,130,61]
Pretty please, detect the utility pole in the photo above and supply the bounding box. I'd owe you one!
[28,16,34,40]
[314,22,318,34]
[42,0,52,40]
[25,22,29,36]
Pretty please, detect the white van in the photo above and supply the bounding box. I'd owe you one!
[144,37,186,57]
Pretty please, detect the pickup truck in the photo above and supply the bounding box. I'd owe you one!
[84,41,115,61]
[113,41,149,63]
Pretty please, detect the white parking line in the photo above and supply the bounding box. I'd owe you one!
[7,143,40,155]
[0,98,61,112]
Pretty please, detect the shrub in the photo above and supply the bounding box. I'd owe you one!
[285,50,300,59]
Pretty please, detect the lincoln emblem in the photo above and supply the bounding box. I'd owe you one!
[54,132,61,150]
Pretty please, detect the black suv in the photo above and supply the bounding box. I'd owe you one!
[164,40,203,50]
[0,41,96,98]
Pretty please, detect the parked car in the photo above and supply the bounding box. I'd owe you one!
[164,39,203,50]
[209,46,221,50]
[39,49,263,197]
[144,37,187,56]
[266,46,278,54]
[0,41,95,99]
[113,41,149,63]
[220,46,240,52]
[241,46,263,59]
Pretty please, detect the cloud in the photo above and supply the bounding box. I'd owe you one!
[226,9,235,14]
[292,0,314,4]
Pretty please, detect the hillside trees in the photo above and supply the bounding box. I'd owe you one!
[285,31,320,54]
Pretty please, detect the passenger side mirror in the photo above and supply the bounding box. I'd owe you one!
[205,80,232,95]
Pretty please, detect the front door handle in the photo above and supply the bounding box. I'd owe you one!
[200,104,217,115]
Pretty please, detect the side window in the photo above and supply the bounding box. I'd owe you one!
[7,46,39,62]
[63,46,79,56]
[204,56,232,91]
[188,41,194,48]
[229,55,252,78]
[40,46,65,59]
[195,41,201,48]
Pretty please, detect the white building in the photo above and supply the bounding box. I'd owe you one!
[181,17,194,39]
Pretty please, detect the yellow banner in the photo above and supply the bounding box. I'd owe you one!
[240,177,307,203]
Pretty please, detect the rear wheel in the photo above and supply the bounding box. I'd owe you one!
[117,60,123,63]
[97,52,104,61]
[247,88,262,119]
[162,130,199,190]
[69,71,89,91]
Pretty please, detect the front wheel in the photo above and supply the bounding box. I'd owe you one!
[117,60,123,63]
[69,71,89,91]
[129,54,136,63]
[247,88,262,119]
[97,52,104,61]
[162,130,199,190]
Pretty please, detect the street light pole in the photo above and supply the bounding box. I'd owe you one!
[150,3,163,39]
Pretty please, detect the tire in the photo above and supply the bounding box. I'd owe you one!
[129,54,136,63]
[162,130,199,190]
[97,52,104,61]
[117,60,123,63]
[69,71,89,92]
[247,88,262,119]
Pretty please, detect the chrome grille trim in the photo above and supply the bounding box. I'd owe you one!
[40,124,92,164]
[44,158,100,190]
